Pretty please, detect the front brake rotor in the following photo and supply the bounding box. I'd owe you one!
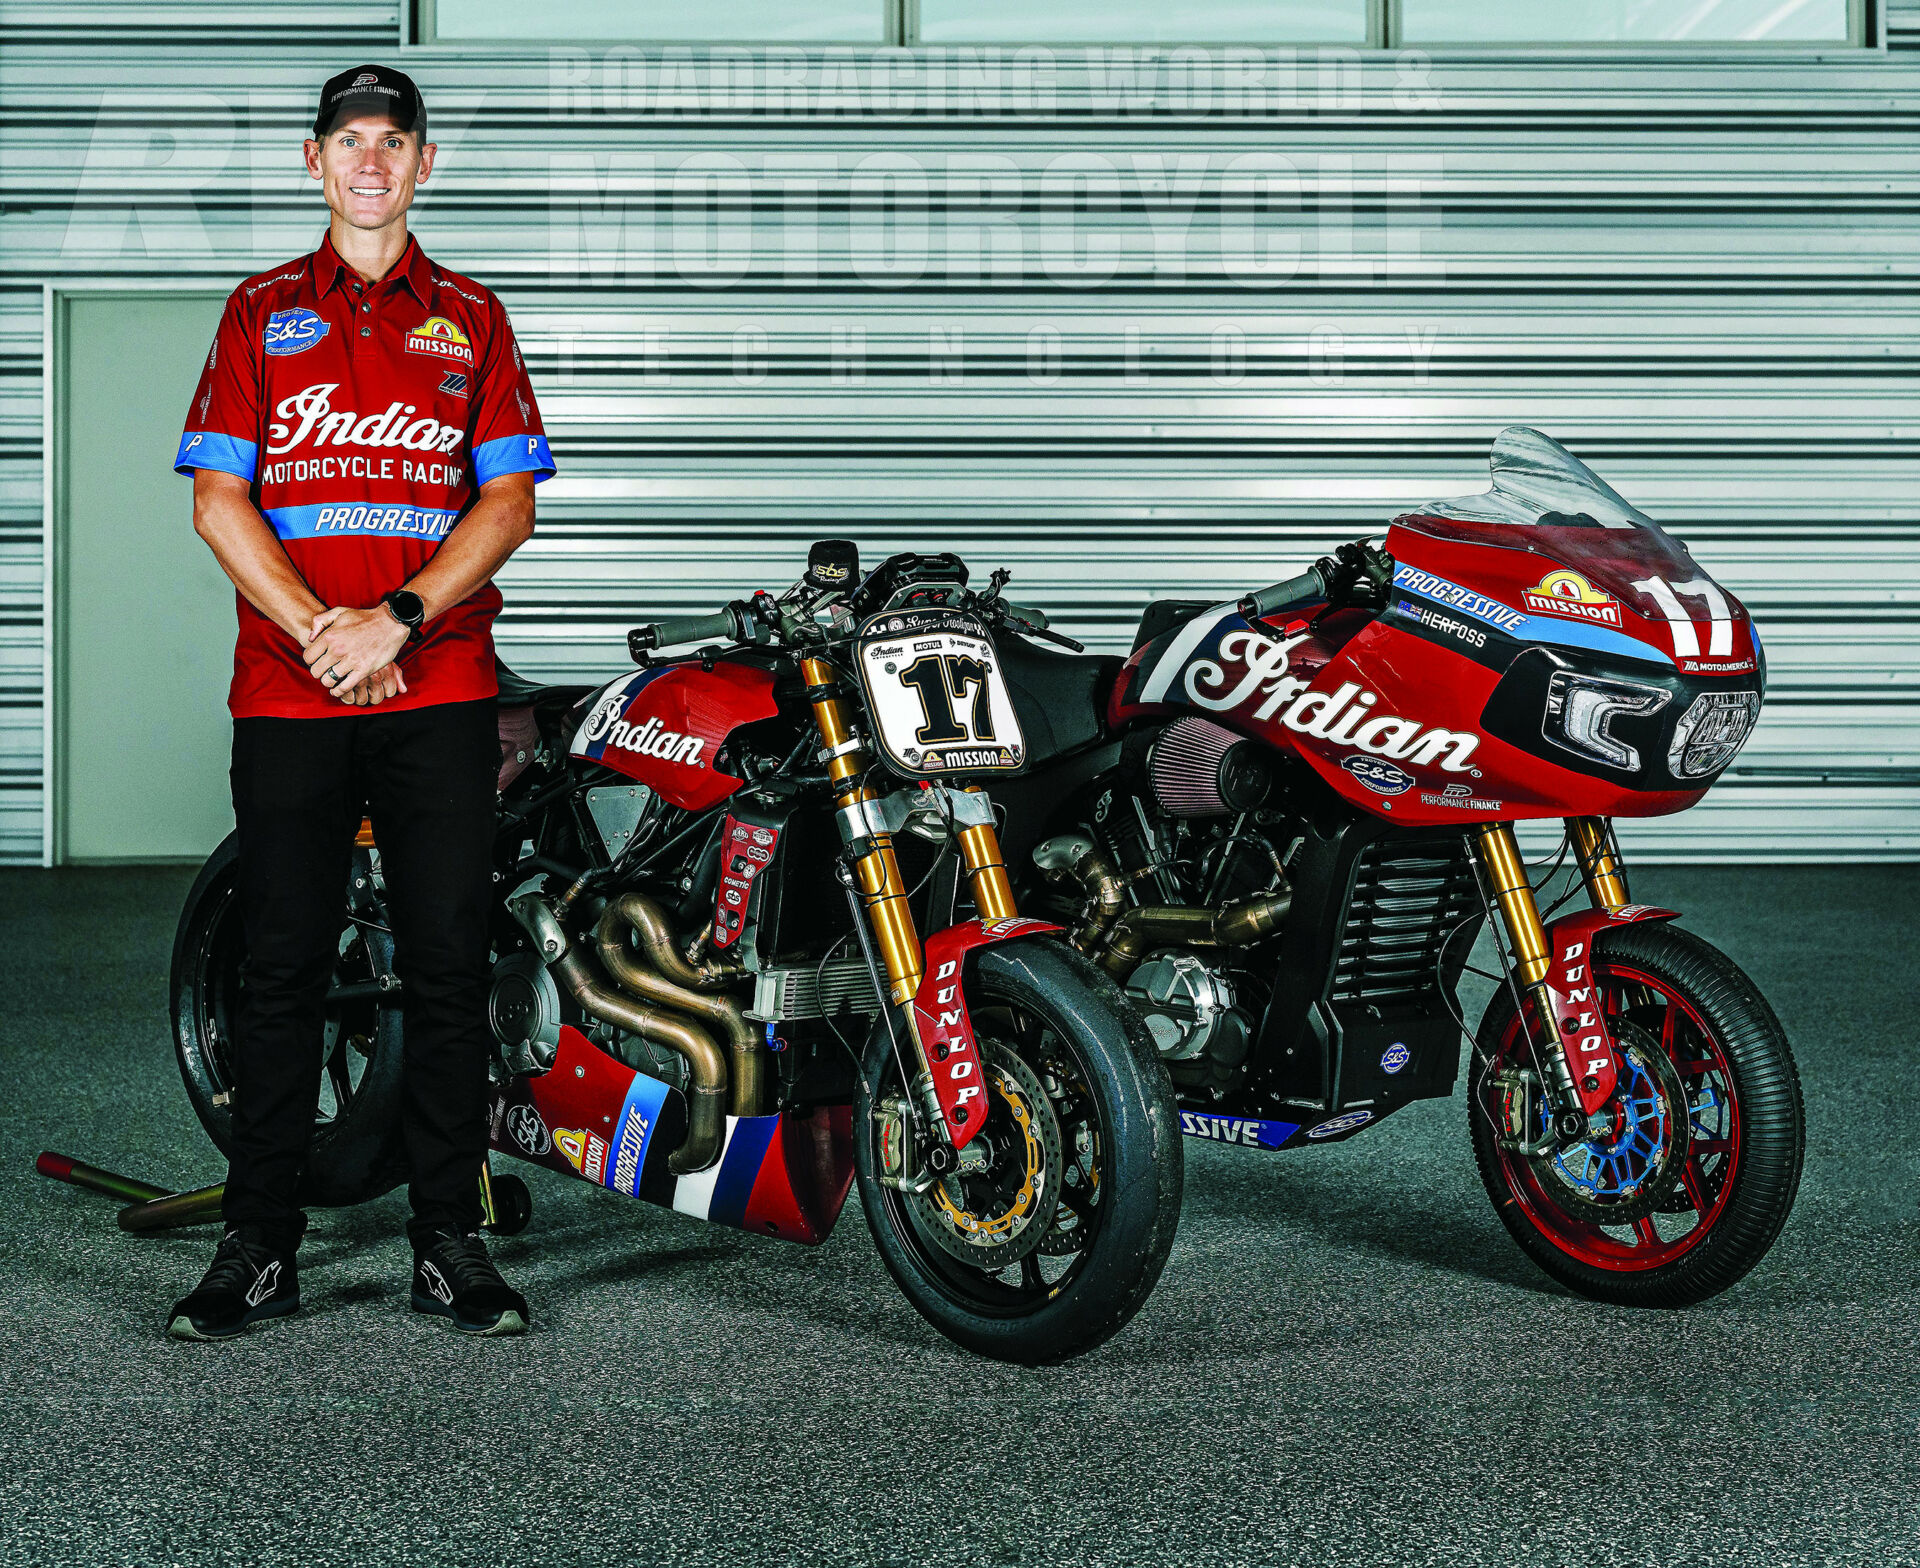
[909,1043,1064,1270]
[1528,1018,1691,1226]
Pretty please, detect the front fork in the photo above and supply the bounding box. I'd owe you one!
[802,657,1016,1169]
[1471,817,1630,1145]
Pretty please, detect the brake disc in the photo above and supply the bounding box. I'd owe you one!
[909,1043,1064,1270]
[1528,1018,1691,1226]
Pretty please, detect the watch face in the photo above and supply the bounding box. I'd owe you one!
[389,590,423,623]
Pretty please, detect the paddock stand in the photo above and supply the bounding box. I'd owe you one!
[33,1151,532,1236]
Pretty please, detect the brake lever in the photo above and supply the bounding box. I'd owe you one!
[1016,620,1085,653]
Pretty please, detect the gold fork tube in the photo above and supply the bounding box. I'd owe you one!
[803,657,925,1003]
[1472,823,1552,989]
[956,788,1018,921]
[1567,816,1629,912]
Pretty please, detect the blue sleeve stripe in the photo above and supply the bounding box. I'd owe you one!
[175,432,258,479]
[473,432,556,487]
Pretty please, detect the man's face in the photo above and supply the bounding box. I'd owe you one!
[303,115,435,232]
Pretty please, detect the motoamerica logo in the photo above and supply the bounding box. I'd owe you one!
[583,692,704,766]
[267,382,465,457]
[1183,629,1481,773]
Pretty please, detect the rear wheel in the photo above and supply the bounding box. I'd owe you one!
[854,939,1182,1364]
[1469,921,1803,1307]
[169,832,409,1207]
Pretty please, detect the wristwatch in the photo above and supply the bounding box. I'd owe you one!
[382,588,426,642]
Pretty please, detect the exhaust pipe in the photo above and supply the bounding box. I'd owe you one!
[596,893,764,1118]
[509,893,727,1175]
[1034,832,1290,978]
[1098,889,1291,977]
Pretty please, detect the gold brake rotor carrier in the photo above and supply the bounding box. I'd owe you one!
[912,1043,1064,1269]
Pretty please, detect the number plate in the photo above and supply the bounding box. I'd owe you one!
[855,609,1027,777]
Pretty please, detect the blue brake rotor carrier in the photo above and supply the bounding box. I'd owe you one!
[1529,1018,1691,1226]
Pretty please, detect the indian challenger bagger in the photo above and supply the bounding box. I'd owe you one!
[983,428,1803,1305]
[170,542,1182,1364]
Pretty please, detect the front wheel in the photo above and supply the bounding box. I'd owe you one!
[853,939,1183,1364]
[1469,921,1804,1307]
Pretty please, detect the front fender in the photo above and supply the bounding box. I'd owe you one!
[1542,904,1679,1115]
[912,917,1065,1150]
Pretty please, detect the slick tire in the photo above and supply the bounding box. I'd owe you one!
[1469,921,1804,1308]
[853,938,1183,1365]
[170,832,409,1208]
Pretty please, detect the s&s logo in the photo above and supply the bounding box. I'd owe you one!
[1343,755,1414,796]
[263,308,329,357]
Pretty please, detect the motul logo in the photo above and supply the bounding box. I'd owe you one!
[268,382,463,457]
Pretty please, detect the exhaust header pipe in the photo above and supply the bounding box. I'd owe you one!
[508,892,727,1175]
[1034,832,1290,977]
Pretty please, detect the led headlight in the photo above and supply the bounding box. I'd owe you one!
[1542,671,1670,772]
[1668,689,1760,780]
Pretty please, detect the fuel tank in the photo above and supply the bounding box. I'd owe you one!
[569,656,780,812]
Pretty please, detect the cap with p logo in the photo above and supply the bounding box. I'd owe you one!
[312,64,426,140]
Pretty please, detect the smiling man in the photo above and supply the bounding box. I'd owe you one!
[170,65,551,1340]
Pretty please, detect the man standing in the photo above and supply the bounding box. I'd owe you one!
[170,65,551,1339]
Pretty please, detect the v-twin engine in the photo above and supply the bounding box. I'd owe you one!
[1032,829,1287,1087]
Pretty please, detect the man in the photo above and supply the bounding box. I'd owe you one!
[169,64,551,1339]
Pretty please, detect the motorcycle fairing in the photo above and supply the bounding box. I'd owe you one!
[569,656,779,812]
[1109,573,1735,826]
[1395,428,1758,677]
[911,917,1065,1151]
[1540,903,1678,1117]
[488,1025,855,1245]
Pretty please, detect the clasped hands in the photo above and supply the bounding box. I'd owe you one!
[301,605,412,707]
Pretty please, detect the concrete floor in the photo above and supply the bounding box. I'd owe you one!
[0,863,1913,1568]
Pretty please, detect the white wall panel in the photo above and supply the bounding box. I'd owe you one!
[1,26,1915,860]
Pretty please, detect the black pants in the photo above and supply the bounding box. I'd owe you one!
[224,697,498,1247]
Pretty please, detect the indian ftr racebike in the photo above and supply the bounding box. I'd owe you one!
[984,428,1803,1306]
[171,542,1181,1364]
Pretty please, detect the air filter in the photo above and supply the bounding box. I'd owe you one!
[1147,718,1275,817]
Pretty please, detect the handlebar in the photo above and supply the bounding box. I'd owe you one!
[1238,541,1393,621]
[628,603,749,657]
[1000,602,1048,630]
[1239,564,1330,620]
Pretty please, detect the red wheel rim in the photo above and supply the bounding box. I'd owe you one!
[1485,959,1742,1272]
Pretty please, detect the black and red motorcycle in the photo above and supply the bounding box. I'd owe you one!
[171,543,1181,1364]
[985,428,1804,1306]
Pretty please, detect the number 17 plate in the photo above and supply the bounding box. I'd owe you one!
[855,608,1027,777]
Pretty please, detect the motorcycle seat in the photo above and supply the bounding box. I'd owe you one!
[996,630,1121,765]
[1131,599,1216,654]
[494,656,595,711]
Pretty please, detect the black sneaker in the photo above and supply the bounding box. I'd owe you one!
[411,1229,528,1336]
[167,1226,299,1341]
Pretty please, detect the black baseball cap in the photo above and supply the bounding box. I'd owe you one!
[312,64,427,140]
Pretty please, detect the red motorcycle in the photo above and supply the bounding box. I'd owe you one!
[172,543,1181,1364]
[985,428,1803,1305]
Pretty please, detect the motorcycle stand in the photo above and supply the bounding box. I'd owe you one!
[35,1150,533,1237]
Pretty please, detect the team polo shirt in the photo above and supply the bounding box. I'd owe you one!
[177,231,555,719]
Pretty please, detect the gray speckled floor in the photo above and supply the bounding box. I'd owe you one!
[0,864,1914,1568]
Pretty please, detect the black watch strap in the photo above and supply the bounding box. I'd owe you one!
[383,588,425,642]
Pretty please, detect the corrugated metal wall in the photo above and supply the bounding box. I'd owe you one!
[3,5,1916,861]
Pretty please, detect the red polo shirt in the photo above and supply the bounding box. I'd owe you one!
[177,231,554,718]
